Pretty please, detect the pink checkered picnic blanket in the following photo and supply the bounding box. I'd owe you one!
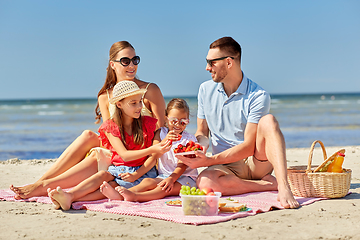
[0,189,326,225]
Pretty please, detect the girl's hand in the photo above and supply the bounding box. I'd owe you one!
[119,172,137,182]
[157,177,175,193]
[152,140,172,155]
[162,130,181,144]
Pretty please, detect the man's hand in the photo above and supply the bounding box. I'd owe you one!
[176,150,209,169]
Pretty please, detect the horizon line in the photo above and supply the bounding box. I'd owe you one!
[1,91,360,102]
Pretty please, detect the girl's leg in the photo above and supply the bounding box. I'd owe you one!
[100,181,123,200]
[100,178,160,200]
[118,181,182,202]
[12,152,99,199]
[48,171,114,210]
[10,130,100,198]
[128,178,160,192]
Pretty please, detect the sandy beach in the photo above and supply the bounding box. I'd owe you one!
[1,145,360,240]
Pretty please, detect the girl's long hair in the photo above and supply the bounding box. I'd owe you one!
[112,101,144,147]
[95,41,137,124]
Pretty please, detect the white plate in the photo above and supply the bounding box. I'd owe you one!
[174,151,203,156]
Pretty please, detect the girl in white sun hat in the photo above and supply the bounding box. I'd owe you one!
[47,81,171,211]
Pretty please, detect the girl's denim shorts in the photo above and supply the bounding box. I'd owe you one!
[108,165,158,189]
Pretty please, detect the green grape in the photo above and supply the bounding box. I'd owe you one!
[180,189,187,195]
[185,186,190,191]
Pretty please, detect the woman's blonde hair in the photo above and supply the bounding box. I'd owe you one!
[95,41,137,123]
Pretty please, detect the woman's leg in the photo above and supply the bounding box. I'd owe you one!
[10,130,100,199]
[48,170,115,210]
[12,151,99,199]
[40,130,100,180]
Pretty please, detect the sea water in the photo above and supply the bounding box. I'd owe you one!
[1,93,359,160]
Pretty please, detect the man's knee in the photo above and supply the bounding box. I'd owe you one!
[196,169,218,189]
[258,114,280,133]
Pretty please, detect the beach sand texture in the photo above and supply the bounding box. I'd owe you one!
[1,145,360,240]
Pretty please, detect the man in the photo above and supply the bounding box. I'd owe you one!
[179,37,299,209]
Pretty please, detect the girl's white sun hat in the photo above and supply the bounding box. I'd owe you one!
[110,81,147,104]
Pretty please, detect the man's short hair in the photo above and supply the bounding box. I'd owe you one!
[210,37,241,62]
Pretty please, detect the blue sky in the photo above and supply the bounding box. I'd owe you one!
[0,0,359,100]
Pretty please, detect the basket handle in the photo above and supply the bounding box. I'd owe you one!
[306,140,327,173]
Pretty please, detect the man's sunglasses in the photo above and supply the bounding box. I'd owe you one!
[206,56,234,67]
[167,117,190,126]
[113,56,140,67]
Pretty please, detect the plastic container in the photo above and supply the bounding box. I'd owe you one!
[327,152,345,173]
[180,192,221,216]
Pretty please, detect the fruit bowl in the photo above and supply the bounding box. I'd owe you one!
[180,192,221,216]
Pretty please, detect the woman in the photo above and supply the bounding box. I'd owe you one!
[10,41,166,199]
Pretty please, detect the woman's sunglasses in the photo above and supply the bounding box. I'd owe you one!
[113,56,140,67]
[167,117,189,126]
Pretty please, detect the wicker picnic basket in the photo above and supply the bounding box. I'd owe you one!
[287,140,351,198]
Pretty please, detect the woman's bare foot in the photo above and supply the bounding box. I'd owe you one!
[115,186,137,202]
[100,181,123,200]
[47,188,61,209]
[48,186,73,211]
[10,182,46,199]
[277,182,300,209]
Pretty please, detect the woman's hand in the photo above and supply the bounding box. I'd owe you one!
[157,177,175,193]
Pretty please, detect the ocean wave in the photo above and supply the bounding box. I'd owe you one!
[20,104,50,110]
[38,111,64,116]
[317,100,352,105]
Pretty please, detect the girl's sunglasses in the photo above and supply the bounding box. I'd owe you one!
[113,56,140,67]
[167,117,189,126]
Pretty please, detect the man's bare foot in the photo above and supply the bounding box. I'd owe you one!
[277,183,300,209]
[100,181,123,200]
[48,186,73,211]
[115,186,137,202]
[47,188,61,209]
[10,182,46,199]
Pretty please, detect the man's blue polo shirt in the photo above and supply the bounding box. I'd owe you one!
[197,73,270,155]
